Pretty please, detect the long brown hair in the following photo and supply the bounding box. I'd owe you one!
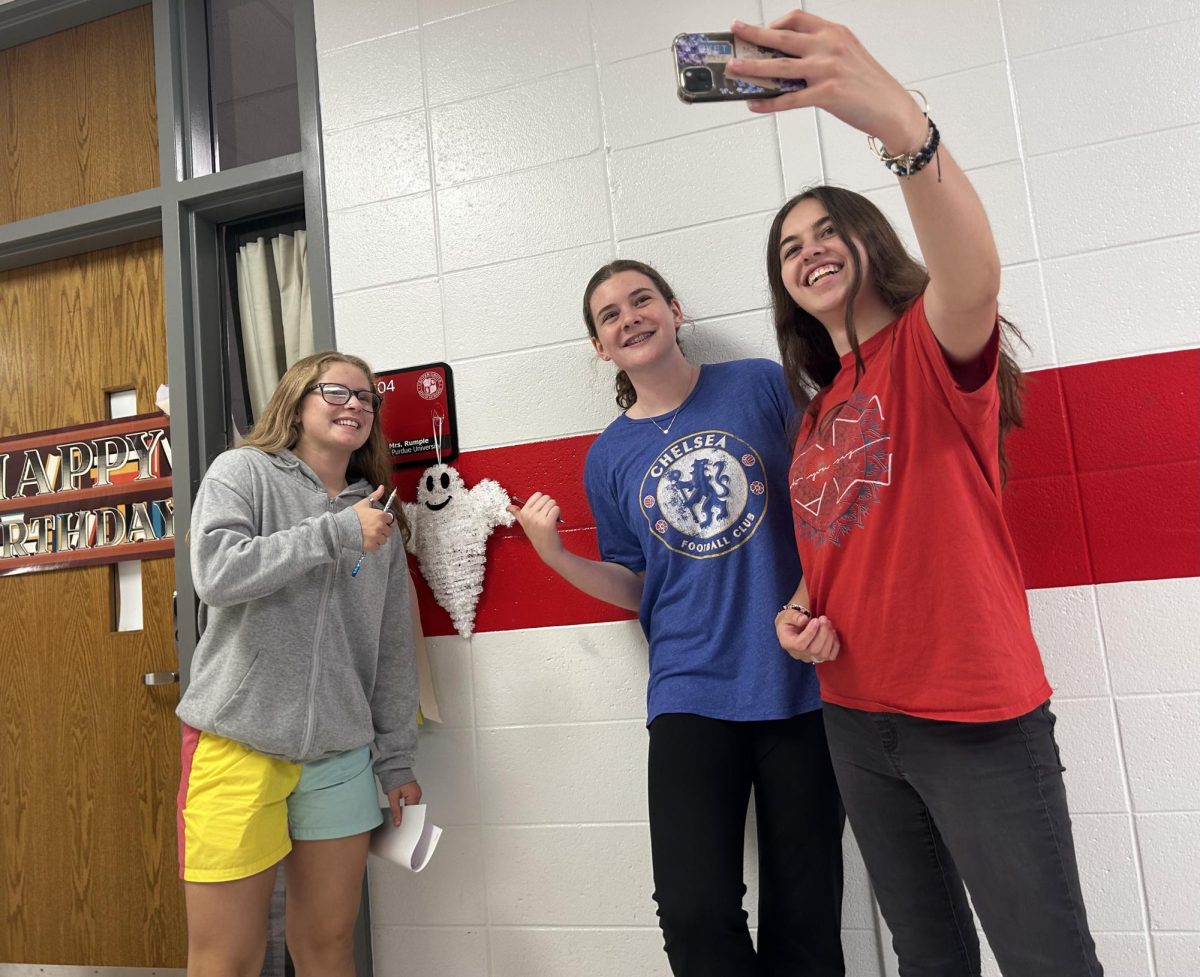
[766,186,1025,480]
[582,259,681,410]
[242,350,410,541]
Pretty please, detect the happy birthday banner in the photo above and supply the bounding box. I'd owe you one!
[0,412,174,575]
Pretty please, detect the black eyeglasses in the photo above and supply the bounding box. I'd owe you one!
[306,383,383,413]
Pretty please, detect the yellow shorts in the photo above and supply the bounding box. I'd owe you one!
[177,725,382,882]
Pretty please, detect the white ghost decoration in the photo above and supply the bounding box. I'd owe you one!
[402,464,515,639]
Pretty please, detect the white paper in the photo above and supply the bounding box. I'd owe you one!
[369,804,442,872]
[108,389,143,632]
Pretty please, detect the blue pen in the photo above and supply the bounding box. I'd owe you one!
[352,487,399,577]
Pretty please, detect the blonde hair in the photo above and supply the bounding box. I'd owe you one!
[242,350,410,542]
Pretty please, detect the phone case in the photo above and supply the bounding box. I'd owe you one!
[672,32,807,104]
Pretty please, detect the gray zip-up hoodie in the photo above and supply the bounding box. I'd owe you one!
[177,446,417,793]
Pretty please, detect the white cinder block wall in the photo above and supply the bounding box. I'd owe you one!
[313,1,1200,975]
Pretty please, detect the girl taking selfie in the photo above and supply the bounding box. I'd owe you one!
[732,11,1103,976]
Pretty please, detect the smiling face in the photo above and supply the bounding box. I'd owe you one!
[587,270,685,373]
[293,361,375,461]
[776,196,875,327]
[417,464,466,512]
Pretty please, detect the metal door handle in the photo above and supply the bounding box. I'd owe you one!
[142,671,180,685]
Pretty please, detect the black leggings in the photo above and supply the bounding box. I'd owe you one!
[647,711,846,977]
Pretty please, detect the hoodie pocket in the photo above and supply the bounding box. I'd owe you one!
[212,647,300,757]
[213,646,261,719]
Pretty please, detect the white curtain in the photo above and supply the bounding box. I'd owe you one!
[236,229,314,418]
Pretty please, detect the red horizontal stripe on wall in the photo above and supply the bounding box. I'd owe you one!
[397,435,634,637]
[1005,348,1200,587]
[1060,349,1200,584]
[400,349,1199,636]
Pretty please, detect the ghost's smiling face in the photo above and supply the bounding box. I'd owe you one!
[418,464,466,512]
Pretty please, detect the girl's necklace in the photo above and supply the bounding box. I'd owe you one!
[647,403,684,436]
[638,364,699,437]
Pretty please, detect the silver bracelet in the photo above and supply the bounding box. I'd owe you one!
[777,603,811,618]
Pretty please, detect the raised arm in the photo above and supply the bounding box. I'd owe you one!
[191,456,393,608]
[507,492,644,612]
[192,473,358,607]
[731,10,1000,362]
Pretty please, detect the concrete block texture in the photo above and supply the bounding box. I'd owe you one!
[422,0,590,106]
[609,119,785,240]
[1118,694,1200,812]
[1028,125,1200,260]
[1100,577,1200,695]
[470,621,647,726]
[1012,19,1200,157]
[590,0,762,64]
[1155,933,1200,977]
[327,192,436,292]
[621,212,775,322]
[438,153,611,272]
[1043,236,1200,367]
[1001,0,1199,57]
[318,31,423,130]
[1137,813,1200,931]
[367,824,487,926]
[441,243,613,359]
[430,67,602,187]
[315,0,418,53]
[324,111,430,211]
[372,925,488,977]
[332,278,447,368]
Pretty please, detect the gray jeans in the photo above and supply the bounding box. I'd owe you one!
[823,701,1103,977]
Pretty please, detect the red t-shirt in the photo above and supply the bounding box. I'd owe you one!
[789,295,1051,721]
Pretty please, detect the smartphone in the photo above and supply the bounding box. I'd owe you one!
[672,32,807,104]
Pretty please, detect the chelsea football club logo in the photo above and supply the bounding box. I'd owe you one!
[640,430,768,559]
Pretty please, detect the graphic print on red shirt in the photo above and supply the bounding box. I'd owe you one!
[791,392,892,547]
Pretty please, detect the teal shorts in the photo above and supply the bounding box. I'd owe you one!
[288,745,384,842]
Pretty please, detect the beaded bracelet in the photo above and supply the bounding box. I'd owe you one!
[867,89,943,179]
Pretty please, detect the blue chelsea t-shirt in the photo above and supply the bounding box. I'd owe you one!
[584,359,821,725]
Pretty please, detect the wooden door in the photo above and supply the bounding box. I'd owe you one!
[0,239,187,968]
[0,6,158,224]
[0,5,186,967]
